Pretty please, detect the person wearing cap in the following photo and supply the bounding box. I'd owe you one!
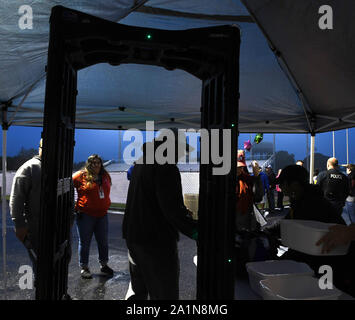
[236,150,263,232]
[269,165,355,295]
[275,164,344,224]
[341,164,355,225]
[316,157,349,217]
[123,129,197,300]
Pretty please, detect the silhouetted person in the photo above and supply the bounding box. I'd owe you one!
[269,165,354,295]
[123,129,197,300]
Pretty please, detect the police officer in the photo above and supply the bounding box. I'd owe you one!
[317,157,349,216]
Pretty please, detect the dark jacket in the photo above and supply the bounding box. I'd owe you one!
[287,184,345,224]
[266,184,345,236]
[317,168,349,205]
[266,170,276,189]
[123,162,197,247]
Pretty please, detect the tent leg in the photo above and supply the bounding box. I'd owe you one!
[2,125,8,299]
[309,134,315,184]
[346,129,349,165]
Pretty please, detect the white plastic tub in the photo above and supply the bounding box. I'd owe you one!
[260,275,342,300]
[246,260,314,297]
[280,219,350,256]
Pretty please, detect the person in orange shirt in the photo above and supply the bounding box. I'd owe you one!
[73,154,114,279]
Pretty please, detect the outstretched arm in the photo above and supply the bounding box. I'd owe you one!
[316,224,355,253]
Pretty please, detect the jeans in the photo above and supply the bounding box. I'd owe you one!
[76,212,109,268]
[341,201,355,226]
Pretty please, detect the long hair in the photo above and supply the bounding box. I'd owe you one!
[82,154,110,187]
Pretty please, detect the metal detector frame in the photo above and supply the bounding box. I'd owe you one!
[37,5,240,300]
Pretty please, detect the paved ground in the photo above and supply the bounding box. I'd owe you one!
[0,205,197,300]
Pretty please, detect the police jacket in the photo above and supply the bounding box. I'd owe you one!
[317,168,349,205]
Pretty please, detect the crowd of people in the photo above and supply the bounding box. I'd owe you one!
[8,137,355,299]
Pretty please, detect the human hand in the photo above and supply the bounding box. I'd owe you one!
[15,227,28,243]
[316,224,354,254]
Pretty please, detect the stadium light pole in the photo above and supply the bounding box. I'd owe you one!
[310,134,315,184]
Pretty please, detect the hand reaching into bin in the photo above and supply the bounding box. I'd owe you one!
[316,224,355,253]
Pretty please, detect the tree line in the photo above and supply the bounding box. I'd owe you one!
[0,147,332,173]
[0,147,87,171]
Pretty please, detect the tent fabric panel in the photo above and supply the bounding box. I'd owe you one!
[147,0,250,16]
[243,0,355,132]
[0,0,147,102]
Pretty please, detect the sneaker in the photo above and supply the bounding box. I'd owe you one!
[100,264,114,276]
[81,267,93,279]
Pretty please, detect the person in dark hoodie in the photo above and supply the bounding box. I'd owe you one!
[123,129,197,300]
[268,165,355,295]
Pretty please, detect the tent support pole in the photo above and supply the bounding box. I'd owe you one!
[310,133,315,184]
[1,105,9,299]
[273,133,276,171]
[346,129,349,164]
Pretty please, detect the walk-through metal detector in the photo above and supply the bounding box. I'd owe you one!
[37,6,240,299]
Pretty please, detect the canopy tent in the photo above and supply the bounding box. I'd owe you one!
[1,0,355,299]
[1,0,355,133]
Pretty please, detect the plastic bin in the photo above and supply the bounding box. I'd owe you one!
[184,193,199,220]
[280,219,350,256]
[260,275,342,300]
[246,260,314,297]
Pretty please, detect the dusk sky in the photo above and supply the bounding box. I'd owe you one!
[1,126,354,167]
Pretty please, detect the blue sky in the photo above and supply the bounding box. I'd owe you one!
[1,126,354,166]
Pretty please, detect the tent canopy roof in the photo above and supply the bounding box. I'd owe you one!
[1,0,355,133]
